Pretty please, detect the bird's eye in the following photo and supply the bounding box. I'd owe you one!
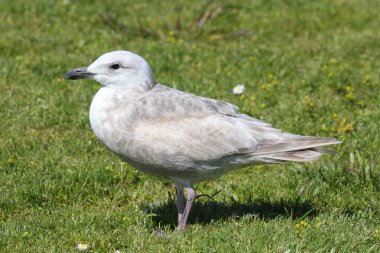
[110,64,120,69]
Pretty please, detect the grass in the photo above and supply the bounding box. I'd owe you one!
[1,0,379,252]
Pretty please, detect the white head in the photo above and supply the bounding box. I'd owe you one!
[64,50,155,90]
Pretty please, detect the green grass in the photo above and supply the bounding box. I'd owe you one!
[1,0,379,252]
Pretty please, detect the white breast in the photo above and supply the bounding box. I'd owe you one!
[89,87,148,153]
[89,87,115,146]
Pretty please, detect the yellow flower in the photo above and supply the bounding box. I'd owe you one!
[329,58,338,64]
[303,96,314,109]
[363,75,370,82]
[295,220,308,232]
[7,158,14,166]
[267,73,278,85]
[345,93,353,100]
[338,118,353,133]
[373,229,379,238]
[344,85,355,100]
[165,31,175,43]
[300,220,308,227]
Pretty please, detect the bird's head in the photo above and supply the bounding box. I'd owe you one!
[64,50,155,89]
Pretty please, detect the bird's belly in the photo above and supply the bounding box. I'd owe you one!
[121,156,228,183]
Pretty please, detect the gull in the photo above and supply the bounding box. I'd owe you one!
[64,50,340,231]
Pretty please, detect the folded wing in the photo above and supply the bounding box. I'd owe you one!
[130,84,340,166]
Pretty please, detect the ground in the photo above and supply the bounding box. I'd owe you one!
[0,0,379,252]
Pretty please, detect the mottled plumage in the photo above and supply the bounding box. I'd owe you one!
[64,50,341,231]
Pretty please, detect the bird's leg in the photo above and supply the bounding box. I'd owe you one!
[175,186,185,225]
[178,187,196,231]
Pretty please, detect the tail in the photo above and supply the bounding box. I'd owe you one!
[254,136,341,163]
[237,115,341,163]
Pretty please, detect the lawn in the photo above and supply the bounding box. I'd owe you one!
[1,0,379,252]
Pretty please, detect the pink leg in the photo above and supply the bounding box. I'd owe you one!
[176,187,185,224]
[178,187,196,231]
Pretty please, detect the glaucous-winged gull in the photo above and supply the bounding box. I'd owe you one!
[64,50,340,231]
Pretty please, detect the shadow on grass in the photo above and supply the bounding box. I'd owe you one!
[146,197,318,229]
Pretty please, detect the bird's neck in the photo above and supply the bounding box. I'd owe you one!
[107,77,156,93]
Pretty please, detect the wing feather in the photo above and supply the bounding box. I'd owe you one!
[130,84,257,162]
[129,84,340,166]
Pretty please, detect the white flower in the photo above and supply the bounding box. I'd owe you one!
[115,250,122,253]
[77,243,89,251]
[232,84,245,95]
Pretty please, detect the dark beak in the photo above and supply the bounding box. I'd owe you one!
[64,67,95,80]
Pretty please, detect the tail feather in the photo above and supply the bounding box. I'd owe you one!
[237,115,341,163]
[255,136,341,156]
[260,149,322,162]
[253,136,341,163]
